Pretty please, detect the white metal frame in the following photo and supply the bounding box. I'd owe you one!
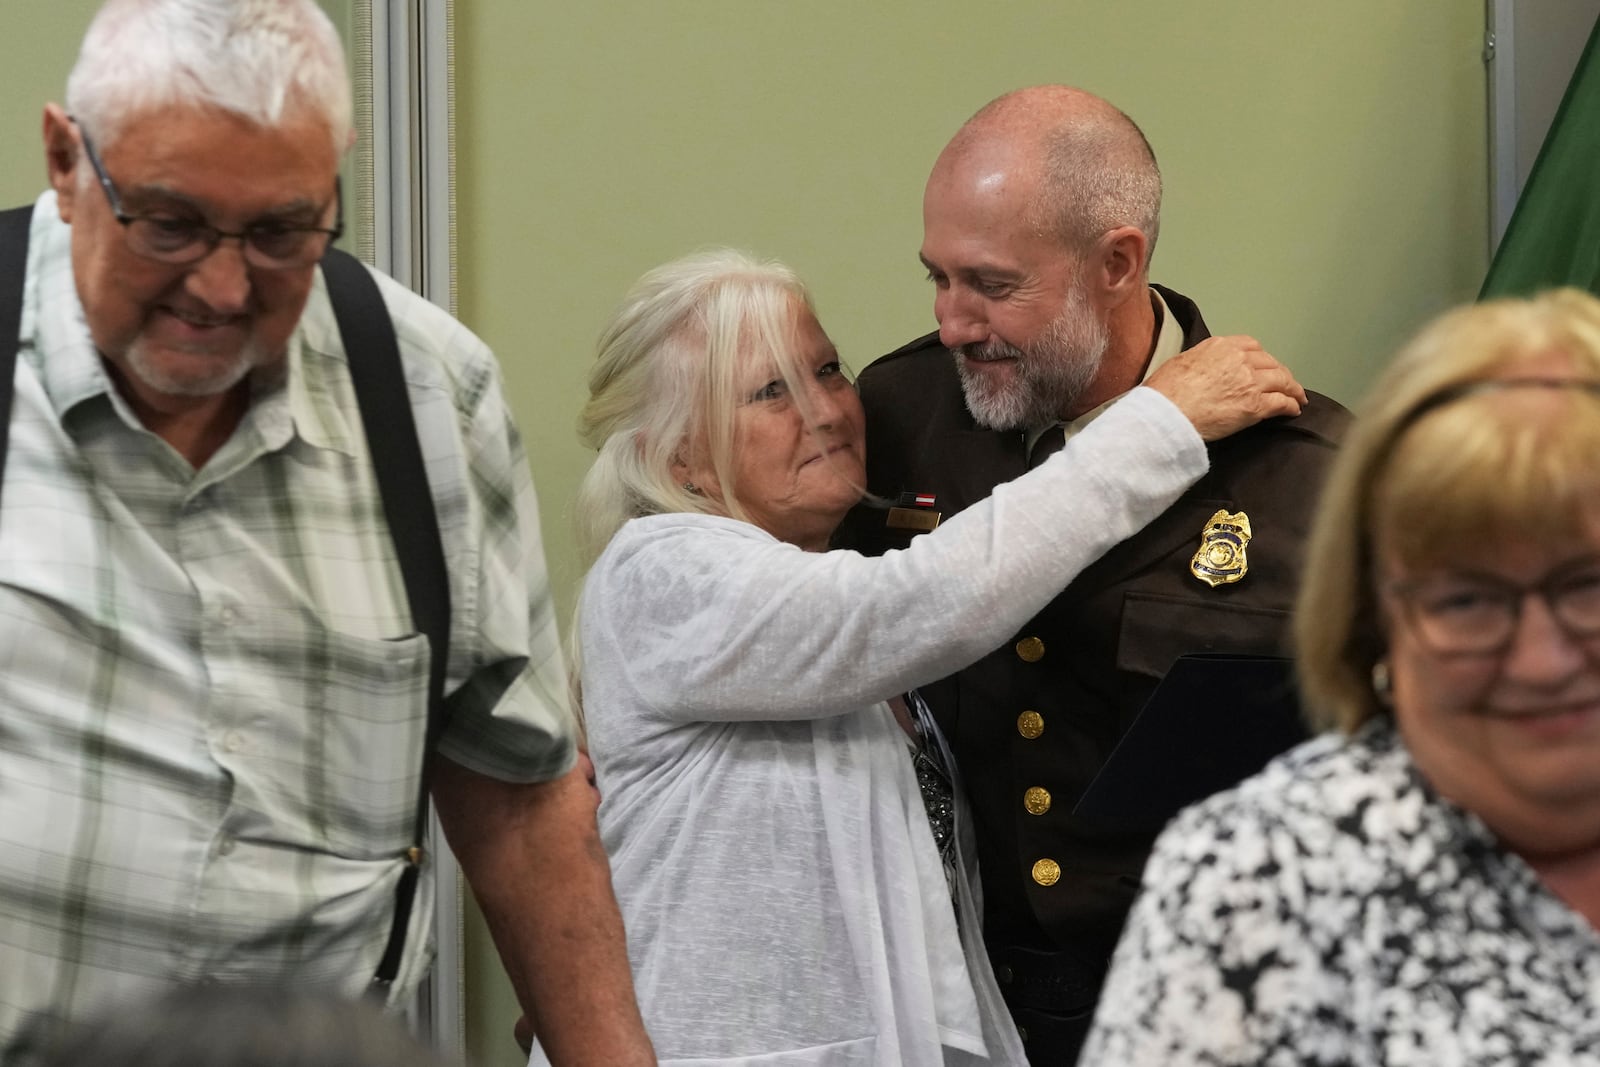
[1485,0,1519,253]
[367,0,464,1057]
[370,0,456,313]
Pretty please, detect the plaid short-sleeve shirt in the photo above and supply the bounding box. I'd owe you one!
[0,193,576,1054]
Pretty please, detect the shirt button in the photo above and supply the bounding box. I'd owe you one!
[1016,710,1044,739]
[1015,636,1045,662]
[216,835,237,856]
[1023,787,1052,815]
[1031,858,1061,886]
[223,731,245,753]
[1018,1026,1029,1043]
[219,606,238,627]
[996,965,1014,984]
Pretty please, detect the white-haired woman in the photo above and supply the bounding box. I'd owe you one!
[1079,288,1600,1065]
[567,249,1303,1066]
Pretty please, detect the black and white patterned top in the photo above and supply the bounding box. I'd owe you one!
[1079,718,1600,1066]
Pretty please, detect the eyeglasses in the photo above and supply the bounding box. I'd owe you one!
[74,121,342,270]
[1387,559,1600,657]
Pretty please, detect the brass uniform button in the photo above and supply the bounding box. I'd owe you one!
[1016,636,1045,662]
[1031,858,1061,886]
[1023,787,1052,815]
[1016,710,1044,739]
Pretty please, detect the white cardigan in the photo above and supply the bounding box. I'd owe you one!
[576,387,1207,1066]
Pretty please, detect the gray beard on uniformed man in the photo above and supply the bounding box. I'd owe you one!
[953,278,1110,432]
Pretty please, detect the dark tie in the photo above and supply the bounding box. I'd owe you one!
[1028,424,1067,469]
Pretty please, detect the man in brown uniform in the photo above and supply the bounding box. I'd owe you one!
[837,86,1348,1063]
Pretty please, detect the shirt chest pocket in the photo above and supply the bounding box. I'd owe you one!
[246,626,433,859]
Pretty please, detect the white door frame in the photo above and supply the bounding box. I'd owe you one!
[362,0,464,1056]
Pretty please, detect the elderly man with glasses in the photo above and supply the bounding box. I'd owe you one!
[0,1,652,1063]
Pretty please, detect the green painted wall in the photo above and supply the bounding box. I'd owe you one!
[4,3,1489,1066]
[456,1,1488,625]
[0,3,97,200]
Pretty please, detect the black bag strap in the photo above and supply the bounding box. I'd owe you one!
[319,247,452,992]
[0,206,32,510]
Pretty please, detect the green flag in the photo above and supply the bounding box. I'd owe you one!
[1481,14,1600,298]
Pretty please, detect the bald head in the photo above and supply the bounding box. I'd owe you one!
[933,86,1161,265]
[920,87,1167,428]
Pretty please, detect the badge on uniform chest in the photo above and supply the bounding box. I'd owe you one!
[1190,509,1252,587]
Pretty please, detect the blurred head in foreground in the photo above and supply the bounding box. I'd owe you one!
[1297,286,1600,857]
[31,983,458,1067]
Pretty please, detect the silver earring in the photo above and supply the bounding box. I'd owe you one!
[682,482,699,494]
[1371,659,1392,704]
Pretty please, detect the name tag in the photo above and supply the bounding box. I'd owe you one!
[886,506,940,532]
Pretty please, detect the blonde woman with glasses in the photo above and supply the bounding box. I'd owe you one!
[1081,288,1600,1066]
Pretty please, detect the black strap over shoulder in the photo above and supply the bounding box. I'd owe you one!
[319,247,452,992]
[0,206,32,511]
[0,211,449,992]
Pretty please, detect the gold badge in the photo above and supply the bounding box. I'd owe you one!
[1190,509,1252,587]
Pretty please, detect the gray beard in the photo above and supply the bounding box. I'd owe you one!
[953,283,1110,432]
[124,336,268,398]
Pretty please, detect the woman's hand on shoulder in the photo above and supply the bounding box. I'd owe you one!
[1146,335,1307,441]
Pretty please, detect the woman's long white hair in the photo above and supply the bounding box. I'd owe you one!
[573,248,815,567]
[569,250,817,724]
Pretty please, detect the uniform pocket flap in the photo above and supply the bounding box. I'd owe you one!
[1116,591,1291,680]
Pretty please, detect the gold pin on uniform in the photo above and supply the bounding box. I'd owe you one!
[1190,509,1252,587]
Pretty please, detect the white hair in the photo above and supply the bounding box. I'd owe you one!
[65,0,351,151]
[574,249,816,568]
[568,250,832,723]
